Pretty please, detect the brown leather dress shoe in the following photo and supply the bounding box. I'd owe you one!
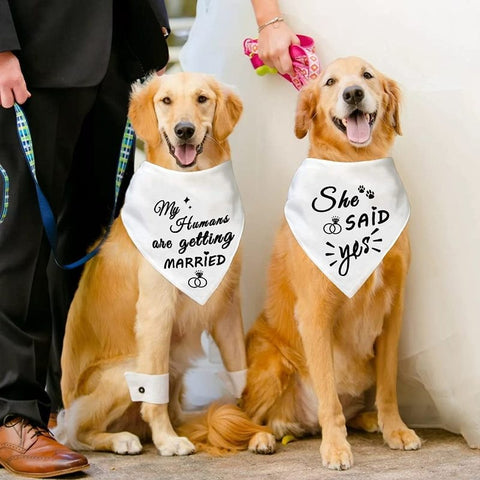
[0,417,89,478]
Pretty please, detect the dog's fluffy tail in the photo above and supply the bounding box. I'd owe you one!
[177,402,271,456]
[52,406,91,452]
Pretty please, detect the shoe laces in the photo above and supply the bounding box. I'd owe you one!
[25,422,53,439]
[4,416,53,439]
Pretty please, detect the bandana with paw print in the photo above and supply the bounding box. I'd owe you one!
[284,157,410,297]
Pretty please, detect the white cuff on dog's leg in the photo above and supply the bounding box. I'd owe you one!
[217,369,247,398]
[124,372,169,404]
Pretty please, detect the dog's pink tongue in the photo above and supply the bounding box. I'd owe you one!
[175,144,197,166]
[346,113,370,144]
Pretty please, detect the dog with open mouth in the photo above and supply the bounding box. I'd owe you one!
[54,72,272,456]
[179,57,422,469]
[240,56,421,469]
[332,82,377,146]
[162,119,206,169]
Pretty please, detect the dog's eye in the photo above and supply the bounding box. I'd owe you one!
[363,71,373,80]
[197,95,208,103]
[162,97,171,105]
[325,78,336,86]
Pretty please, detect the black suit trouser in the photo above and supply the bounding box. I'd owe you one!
[0,50,134,426]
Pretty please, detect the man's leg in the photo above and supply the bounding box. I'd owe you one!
[0,87,103,424]
[0,105,52,425]
[46,48,134,411]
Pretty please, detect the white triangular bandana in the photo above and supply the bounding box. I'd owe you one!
[285,157,410,298]
[121,161,244,305]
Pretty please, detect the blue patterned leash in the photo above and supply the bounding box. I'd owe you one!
[13,103,134,269]
[0,163,8,224]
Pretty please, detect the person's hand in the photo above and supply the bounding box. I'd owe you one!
[257,21,300,75]
[0,51,30,108]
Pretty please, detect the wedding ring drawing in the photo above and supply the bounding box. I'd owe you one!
[188,270,208,288]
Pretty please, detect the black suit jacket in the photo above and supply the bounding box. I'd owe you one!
[0,0,170,87]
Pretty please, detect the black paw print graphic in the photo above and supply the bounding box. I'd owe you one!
[358,185,365,193]
[366,189,375,199]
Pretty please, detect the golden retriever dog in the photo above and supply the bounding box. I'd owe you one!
[55,72,267,456]
[242,56,422,467]
[205,56,422,469]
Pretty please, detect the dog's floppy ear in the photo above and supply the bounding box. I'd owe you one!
[128,76,162,146]
[295,80,320,139]
[212,82,243,142]
[383,77,402,136]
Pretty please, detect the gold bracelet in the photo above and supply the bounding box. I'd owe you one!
[258,16,284,32]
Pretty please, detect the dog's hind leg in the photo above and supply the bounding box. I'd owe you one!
[347,411,380,433]
[243,348,289,426]
[242,324,305,455]
[56,365,143,454]
[343,390,379,433]
[243,318,301,430]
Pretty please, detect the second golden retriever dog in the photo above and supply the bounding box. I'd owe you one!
[182,56,422,468]
[55,72,267,456]
[238,57,422,469]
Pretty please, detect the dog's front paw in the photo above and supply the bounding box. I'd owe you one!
[156,436,196,456]
[384,427,422,450]
[320,438,353,470]
[248,432,276,455]
[112,432,143,455]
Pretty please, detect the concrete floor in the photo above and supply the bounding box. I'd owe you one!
[2,429,478,480]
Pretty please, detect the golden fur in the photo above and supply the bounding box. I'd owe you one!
[241,57,422,469]
[182,57,422,468]
[56,60,422,466]
[55,72,267,456]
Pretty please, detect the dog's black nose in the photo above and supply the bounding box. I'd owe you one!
[174,122,195,140]
[343,86,364,105]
